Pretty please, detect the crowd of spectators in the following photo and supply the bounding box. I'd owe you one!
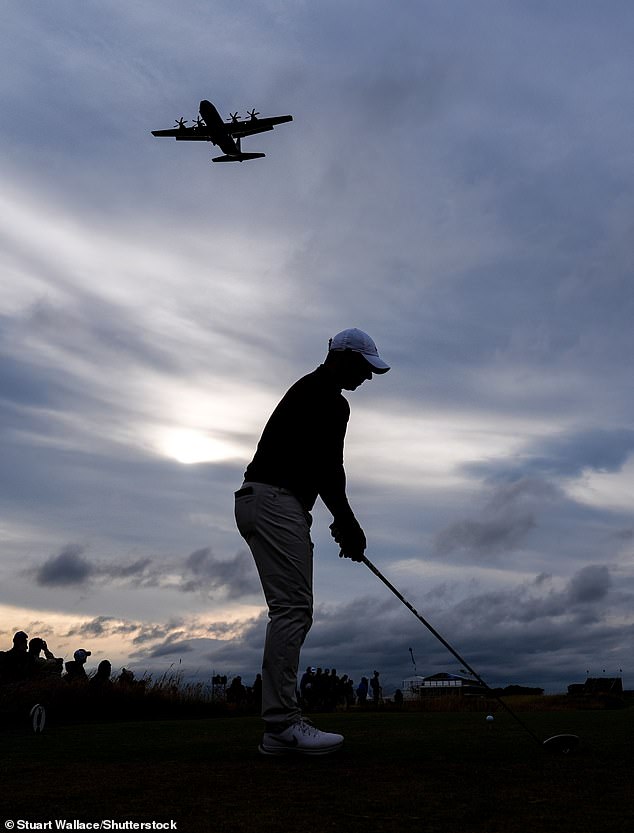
[2,631,396,712]
[0,629,137,690]
[220,667,389,714]
[298,666,384,710]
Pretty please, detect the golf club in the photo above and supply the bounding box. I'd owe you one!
[362,555,579,754]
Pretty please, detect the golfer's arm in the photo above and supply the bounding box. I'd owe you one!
[318,464,358,525]
[317,404,359,525]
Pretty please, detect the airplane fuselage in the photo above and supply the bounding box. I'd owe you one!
[199,100,238,155]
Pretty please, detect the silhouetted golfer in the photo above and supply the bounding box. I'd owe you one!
[235,328,390,755]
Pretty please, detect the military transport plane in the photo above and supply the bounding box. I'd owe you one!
[151,99,293,162]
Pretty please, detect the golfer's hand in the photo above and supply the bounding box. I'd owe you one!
[338,547,365,562]
[330,520,366,562]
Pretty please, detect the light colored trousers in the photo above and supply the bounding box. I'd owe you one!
[234,482,313,731]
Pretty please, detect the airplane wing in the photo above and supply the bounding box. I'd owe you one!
[226,115,293,138]
[151,127,213,141]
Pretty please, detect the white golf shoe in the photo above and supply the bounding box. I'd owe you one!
[259,719,344,756]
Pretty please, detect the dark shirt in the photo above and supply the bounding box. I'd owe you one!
[0,647,29,682]
[244,365,355,520]
[64,660,88,682]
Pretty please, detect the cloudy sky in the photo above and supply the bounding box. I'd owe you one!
[1,0,633,695]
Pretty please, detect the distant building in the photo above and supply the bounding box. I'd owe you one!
[402,672,486,699]
[568,676,623,697]
[402,675,426,700]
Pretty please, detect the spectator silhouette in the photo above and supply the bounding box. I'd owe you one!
[356,676,369,705]
[370,670,381,705]
[299,666,315,708]
[227,675,247,706]
[0,631,30,682]
[116,667,146,692]
[64,648,91,682]
[337,674,349,708]
[27,637,63,678]
[326,668,339,710]
[89,660,112,689]
[344,678,355,708]
[117,667,135,686]
[393,689,404,707]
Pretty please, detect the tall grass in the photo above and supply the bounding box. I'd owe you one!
[2,673,626,730]
[0,670,242,728]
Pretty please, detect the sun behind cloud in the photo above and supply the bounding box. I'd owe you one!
[158,428,242,465]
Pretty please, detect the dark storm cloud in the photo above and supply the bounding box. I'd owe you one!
[142,563,629,691]
[145,639,194,658]
[301,564,627,689]
[483,478,562,509]
[127,613,268,671]
[178,615,269,678]
[433,478,559,559]
[463,429,634,486]
[35,545,95,587]
[567,565,611,605]
[108,558,155,580]
[32,546,159,589]
[180,547,260,599]
[64,615,116,638]
[30,543,260,600]
[533,430,634,477]
[132,622,188,646]
[108,561,629,692]
[434,515,536,558]
[64,616,139,639]
[453,565,614,628]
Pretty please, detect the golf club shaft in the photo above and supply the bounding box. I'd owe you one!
[362,555,543,746]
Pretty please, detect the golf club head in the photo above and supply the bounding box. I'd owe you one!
[542,734,580,754]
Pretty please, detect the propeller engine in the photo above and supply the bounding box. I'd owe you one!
[229,112,242,123]
[192,116,205,129]
[247,109,260,121]
[174,117,188,129]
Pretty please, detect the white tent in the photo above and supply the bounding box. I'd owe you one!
[401,675,426,700]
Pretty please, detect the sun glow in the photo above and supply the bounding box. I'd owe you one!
[158,428,244,465]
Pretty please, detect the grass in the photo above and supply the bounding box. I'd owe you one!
[1,707,633,833]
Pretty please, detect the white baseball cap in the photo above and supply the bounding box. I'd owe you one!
[328,328,390,373]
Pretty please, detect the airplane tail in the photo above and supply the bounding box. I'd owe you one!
[212,152,266,162]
